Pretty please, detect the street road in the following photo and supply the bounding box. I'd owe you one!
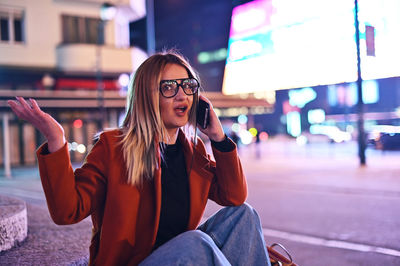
[1,138,400,265]
[205,139,400,266]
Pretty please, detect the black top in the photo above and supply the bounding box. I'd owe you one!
[154,139,190,249]
[153,135,235,249]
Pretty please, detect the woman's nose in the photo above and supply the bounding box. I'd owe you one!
[175,85,187,99]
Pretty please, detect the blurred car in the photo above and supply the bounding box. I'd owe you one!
[299,133,332,144]
[307,125,352,143]
[369,132,400,150]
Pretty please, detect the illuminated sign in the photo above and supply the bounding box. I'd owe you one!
[327,80,379,106]
[223,0,400,95]
[287,111,301,137]
[197,48,227,64]
[288,87,316,108]
[308,109,326,124]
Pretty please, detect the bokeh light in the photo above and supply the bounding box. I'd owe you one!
[77,144,86,154]
[249,127,258,137]
[240,130,253,145]
[118,73,130,87]
[231,123,240,132]
[238,114,248,124]
[259,131,269,141]
[73,119,83,128]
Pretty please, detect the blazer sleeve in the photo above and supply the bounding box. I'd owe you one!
[207,138,248,206]
[36,133,108,225]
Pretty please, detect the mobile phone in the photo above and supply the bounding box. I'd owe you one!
[197,99,210,129]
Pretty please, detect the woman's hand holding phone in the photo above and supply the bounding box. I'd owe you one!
[8,97,66,153]
[197,95,225,142]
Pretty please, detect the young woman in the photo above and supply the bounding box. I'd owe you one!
[8,51,270,265]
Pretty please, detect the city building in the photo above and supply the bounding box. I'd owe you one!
[0,0,147,171]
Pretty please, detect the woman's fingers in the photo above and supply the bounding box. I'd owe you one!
[8,97,36,122]
[7,99,29,120]
[30,98,41,112]
[199,95,212,106]
[7,100,21,114]
[8,97,47,127]
[8,97,66,150]
[16,96,33,111]
[29,99,46,121]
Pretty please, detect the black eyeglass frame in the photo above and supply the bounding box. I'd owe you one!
[159,78,200,98]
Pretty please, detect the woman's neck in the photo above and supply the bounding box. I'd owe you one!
[164,128,179,144]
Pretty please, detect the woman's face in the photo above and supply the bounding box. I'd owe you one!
[159,63,194,134]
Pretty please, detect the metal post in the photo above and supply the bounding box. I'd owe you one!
[97,20,105,130]
[146,0,155,55]
[354,0,366,165]
[3,113,12,178]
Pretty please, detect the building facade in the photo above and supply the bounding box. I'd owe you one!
[0,0,147,171]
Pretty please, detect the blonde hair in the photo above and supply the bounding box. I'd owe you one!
[120,51,200,186]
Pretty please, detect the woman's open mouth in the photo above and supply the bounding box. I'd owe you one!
[174,105,188,116]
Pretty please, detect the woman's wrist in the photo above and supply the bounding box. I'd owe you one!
[209,131,225,142]
[47,136,66,153]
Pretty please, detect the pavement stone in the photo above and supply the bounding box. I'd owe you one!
[0,195,27,253]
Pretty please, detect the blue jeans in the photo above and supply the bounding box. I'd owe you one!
[139,203,270,266]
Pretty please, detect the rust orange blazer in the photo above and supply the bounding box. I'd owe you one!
[36,129,247,265]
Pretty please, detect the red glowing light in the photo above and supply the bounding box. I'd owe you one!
[259,132,269,141]
[73,119,83,128]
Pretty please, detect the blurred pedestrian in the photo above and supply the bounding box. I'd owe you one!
[254,125,263,159]
[230,131,240,147]
[255,131,261,159]
[8,51,270,265]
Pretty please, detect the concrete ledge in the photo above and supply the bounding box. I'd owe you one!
[0,195,28,252]
[0,203,91,265]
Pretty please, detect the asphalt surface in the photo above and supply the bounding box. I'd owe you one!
[206,139,400,265]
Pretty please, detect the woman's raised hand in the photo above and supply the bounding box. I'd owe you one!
[8,97,66,153]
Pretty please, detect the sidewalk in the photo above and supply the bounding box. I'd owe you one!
[0,165,91,265]
[0,204,91,265]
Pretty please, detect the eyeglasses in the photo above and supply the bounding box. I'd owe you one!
[159,78,200,98]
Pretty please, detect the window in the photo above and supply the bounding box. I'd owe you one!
[62,15,103,44]
[14,17,22,42]
[0,16,9,41]
[0,8,24,44]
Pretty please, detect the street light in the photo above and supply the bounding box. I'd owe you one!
[97,2,116,129]
[100,3,117,21]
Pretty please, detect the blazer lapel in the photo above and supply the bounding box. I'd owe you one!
[152,147,162,244]
[178,130,212,229]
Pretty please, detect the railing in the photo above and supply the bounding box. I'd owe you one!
[0,90,273,110]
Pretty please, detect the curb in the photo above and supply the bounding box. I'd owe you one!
[0,195,28,252]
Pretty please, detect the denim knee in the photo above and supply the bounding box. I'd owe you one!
[140,230,229,266]
[172,231,228,265]
[233,202,257,217]
[179,230,215,246]
[236,202,253,212]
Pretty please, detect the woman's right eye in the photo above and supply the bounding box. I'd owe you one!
[162,84,173,91]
